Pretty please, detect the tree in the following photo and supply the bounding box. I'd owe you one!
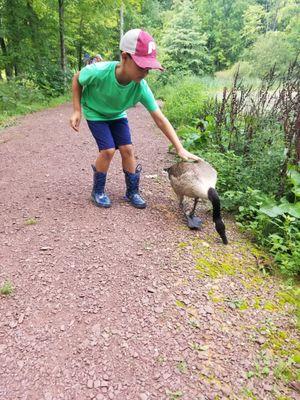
[242,4,266,46]
[196,0,250,70]
[161,0,211,75]
[58,0,66,73]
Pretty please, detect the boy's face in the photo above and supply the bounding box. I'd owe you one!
[122,52,150,83]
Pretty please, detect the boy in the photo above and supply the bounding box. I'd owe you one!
[70,28,199,209]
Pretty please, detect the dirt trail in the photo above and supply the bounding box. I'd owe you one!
[0,104,298,400]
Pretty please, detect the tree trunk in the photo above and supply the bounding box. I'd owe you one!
[77,16,83,71]
[120,2,124,60]
[295,110,300,163]
[0,37,13,79]
[58,0,66,74]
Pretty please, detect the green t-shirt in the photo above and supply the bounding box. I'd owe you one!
[78,61,159,121]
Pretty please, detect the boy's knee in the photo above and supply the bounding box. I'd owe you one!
[101,148,115,160]
[119,145,134,159]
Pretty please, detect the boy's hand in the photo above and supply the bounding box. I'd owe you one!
[177,148,203,162]
[70,111,81,132]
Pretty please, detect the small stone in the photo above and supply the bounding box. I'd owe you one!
[263,384,273,392]
[101,381,109,387]
[87,379,93,389]
[60,325,65,331]
[108,393,114,400]
[18,314,24,324]
[96,395,104,400]
[44,392,52,400]
[154,306,163,314]
[94,380,101,388]
[255,337,266,345]
[139,394,148,400]
[147,287,155,293]
[205,306,213,314]
[103,374,109,381]
[40,246,53,251]
[9,320,17,328]
[221,387,231,396]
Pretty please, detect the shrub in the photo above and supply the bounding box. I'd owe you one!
[162,76,211,128]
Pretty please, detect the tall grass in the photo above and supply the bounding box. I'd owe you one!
[0,79,70,129]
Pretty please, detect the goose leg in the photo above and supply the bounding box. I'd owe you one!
[189,198,199,218]
[186,198,202,229]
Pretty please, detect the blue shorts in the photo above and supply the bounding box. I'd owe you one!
[87,118,132,151]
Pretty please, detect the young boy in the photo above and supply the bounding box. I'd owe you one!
[70,28,199,209]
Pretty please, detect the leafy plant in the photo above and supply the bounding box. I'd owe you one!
[0,280,13,296]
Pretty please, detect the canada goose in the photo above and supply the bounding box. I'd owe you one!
[165,160,228,244]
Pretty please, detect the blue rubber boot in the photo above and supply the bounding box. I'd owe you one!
[91,165,111,208]
[123,164,147,209]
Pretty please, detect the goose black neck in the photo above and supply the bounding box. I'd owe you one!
[208,188,221,221]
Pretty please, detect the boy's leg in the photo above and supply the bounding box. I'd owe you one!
[118,144,136,173]
[95,148,115,172]
[87,121,116,207]
[109,119,146,209]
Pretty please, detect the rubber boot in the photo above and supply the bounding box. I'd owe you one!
[91,165,111,208]
[123,164,147,209]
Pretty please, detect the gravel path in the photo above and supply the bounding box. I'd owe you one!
[0,104,298,400]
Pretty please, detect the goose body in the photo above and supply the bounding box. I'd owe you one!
[166,160,228,244]
[167,160,217,202]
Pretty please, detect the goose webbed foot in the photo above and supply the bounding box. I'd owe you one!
[186,198,202,229]
[186,214,202,229]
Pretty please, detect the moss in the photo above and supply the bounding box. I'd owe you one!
[195,257,237,279]
[178,241,188,249]
[175,299,187,309]
[208,289,224,303]
[263,301,279,311]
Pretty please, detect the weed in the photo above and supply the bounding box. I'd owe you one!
[0,280,13,295]
[177,360,188,374]
[24,217,38,225]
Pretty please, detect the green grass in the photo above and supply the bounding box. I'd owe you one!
[0,280,13,295]
[0,80,70,129]
[24,217,38,226]
[0,93,70,129]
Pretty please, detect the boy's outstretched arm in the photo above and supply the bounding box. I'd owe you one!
[150,108,201,161]
[70,72,82,132]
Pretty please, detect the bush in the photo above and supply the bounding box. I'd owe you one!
[0,78,69,127]
[28,59,71,97]
[161,74,300,278]
[161,76,211,128]
[244,32,297,77]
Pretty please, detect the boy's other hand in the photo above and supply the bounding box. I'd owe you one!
[70,111,81,132]
[177,148,203,162]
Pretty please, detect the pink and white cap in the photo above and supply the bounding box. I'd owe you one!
[120,29,164,71]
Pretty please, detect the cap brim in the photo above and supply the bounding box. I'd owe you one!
[131,54,164,71]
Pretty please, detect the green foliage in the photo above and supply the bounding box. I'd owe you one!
[160,0,212,76]
[195,0,249,70]
[0,280,13,295]
[160,76,211,128]
[0,78,69,127]
[160,70,300,278]
[28,60,71,97]
[242,4,266,46]
[235,173,300,277]
[244,31,298,76]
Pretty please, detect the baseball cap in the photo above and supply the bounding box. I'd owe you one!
[120,29,164,71]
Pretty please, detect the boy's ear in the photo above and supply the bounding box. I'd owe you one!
[121,51,129,62]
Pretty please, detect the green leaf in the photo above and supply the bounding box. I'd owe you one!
[260,204,284,217]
